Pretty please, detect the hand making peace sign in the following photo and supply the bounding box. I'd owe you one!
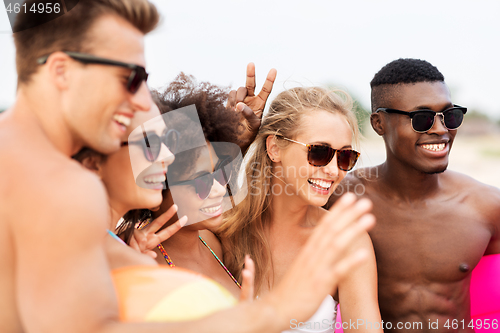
[227,63,277,152]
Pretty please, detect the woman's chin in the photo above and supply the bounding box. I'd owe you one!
[187,214,223,230]
[140,194,164,211]
[304,191,330,207]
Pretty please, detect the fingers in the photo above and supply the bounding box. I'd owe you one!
[154,215,187,245]
[239,255,255,302]
[260,194,374,325]
[236,87,248,103]
[245,62,256,97]
[323,193,372,234]
[129,235,140,252]
[227,90,237,109]
[311,197,373,260]
[326,192,358,215]
[256,68,277,104]
[306,193,357,247]
[236,102,262,130]
[323,214,375,263]
[301,193,374,273]
[145,250,158,259]
[146,204,179,234]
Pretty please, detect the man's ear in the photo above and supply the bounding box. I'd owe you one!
[81,154,104,177]
[45,52,72,91]
[266,135,281,162]
[370,112,385,136]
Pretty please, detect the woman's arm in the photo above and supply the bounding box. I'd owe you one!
[338,231,382,333]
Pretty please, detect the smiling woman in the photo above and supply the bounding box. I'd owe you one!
[219,86,382,333]
[118,73,246,300]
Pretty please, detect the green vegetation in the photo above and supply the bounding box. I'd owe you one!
[352,100,370,134]
[325,83,371,134]
[466,109,491,120]
[481,148,500,158]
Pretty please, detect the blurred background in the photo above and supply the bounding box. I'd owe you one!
[1,0,499,187]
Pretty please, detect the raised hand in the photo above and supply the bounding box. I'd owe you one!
[227,63,277,152]
[239,255,256,303]
[129,204,187,258]
[263,193,375,327]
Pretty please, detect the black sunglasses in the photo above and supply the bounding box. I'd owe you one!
[122,127,180,162]
[169,155,232,200]
[37,51,149,94]
[279,136,360,171]
[376,105,467,133]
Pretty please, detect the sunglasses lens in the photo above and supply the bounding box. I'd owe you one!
[143,134,161,162]
[412,112,435,132]
[337,150,359,171]
[443,108,464,129]
[128,68,148,93]
[214,168,231,186]
[128,71,141,94]
[194,175,212,200]
[308,145,335,167]
[144,149,155,162]
[143,131,180,163]
[164,130,179,154]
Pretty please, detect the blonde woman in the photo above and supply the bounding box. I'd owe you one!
[220,87,382,332]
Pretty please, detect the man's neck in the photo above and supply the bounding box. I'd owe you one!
[379,158,443,202]
[15,86,81,156]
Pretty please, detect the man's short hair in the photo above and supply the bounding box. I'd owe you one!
[370,58,445,111]
[13,0,159,85]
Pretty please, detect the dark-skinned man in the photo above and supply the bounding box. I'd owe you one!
[326,58,500,332]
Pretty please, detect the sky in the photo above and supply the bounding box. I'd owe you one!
[1,0,499,119]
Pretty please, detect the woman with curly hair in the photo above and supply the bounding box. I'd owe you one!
[119,73,254,299]
[74,78,254,320]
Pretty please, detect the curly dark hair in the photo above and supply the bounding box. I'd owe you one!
[155,73,242,144]
[118,73,243,243]
[370,58,445,112]
[155,73,243,186]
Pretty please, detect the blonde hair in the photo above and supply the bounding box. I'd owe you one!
[218,86,359,295]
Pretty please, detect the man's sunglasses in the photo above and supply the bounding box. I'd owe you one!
[37,51,149,94]
[375,105,467,133]
[169,156,232,200]
[279,136,360,171]
[122,127,180,162]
